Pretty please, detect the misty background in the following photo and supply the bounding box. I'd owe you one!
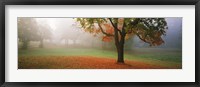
[18,17,182,50]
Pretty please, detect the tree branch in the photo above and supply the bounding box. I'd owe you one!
[126,18,140,34]
[136,33,152,45]
[97,23,114,37]
[120,18,126,44]
[122,19,126,34]
[131,18,140,26]
[108,18,120,46]
[130,27,151,45]
[108,18,122,35]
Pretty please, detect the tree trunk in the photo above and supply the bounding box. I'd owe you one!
[114,33,125,64]
[116,43,124,63]
[39,39,43,48]
[22,39,28,49]
[113,30,125,63]
[116,30,126,63]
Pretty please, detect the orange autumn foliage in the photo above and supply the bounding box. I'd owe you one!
[101,23,115,42]
[103,24,114,34]
[102,36,112,42]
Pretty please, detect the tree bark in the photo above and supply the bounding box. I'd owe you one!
[109,18,126,64]
[116,43,124,63]
[113,28,124,63]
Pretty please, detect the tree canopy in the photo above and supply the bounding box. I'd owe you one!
[76,18,168,46]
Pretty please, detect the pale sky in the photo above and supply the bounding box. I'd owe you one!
[35,18,75,31]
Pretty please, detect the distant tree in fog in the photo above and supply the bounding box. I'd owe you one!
[18,18,40,49]
[38,24,53,48]
[60,23,81,46]
[18,18,53,49]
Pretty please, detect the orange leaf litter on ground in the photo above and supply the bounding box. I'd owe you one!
[18,56,177,69]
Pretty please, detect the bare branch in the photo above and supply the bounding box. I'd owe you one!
[97,23,114,37]
[108,18,122,35]
[122,18,126,35]
[136,33,152,45]
[108,18,120,45]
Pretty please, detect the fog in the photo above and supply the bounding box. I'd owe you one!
[33,18,104,48]
[19,18,182,50]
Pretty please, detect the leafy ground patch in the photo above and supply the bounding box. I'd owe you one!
[18,48,182,69]
[18,56,181,69]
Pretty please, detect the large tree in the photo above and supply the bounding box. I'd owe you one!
[76,18,168,63]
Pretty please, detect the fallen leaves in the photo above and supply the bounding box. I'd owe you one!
[18,56,179,69]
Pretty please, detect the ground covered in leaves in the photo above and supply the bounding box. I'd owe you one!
[18,56,181,69]
[18,48,182,69]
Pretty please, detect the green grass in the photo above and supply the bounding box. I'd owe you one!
[19,48,118,58]
[18,47,182,68]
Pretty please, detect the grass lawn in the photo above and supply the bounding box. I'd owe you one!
[18,48,182,69]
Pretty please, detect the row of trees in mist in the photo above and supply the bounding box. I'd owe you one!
[18,18,105,49]
[18,18,53,49]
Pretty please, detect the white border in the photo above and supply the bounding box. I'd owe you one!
[5,5,195,82]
